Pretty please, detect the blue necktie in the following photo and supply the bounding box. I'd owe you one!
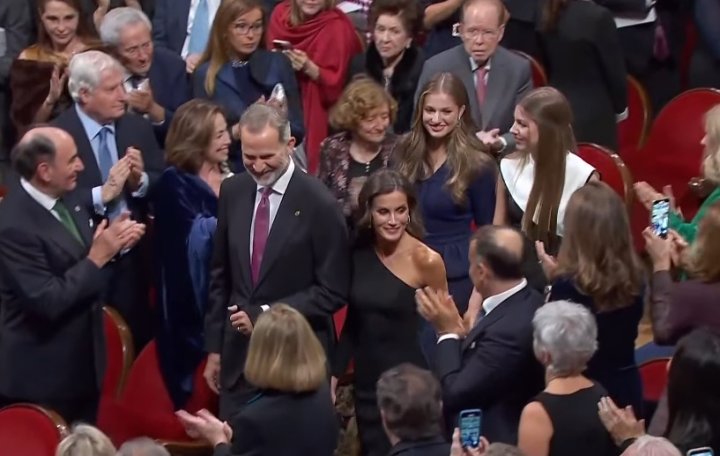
[188,0,210,55]
[97,126,113,181]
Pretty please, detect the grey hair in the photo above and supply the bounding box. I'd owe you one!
[67,50,125,102]
[239,103,291,144]
[621,436,681,456]
[532,300,598,377]
[99,7,152,47]
[55,424,116,456]
[118,437,170,456]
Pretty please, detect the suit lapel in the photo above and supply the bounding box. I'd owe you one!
[217,64,244,99]
[482,53,506,130]
[255,171,303,288]
[67,199,94,246]
[68,107,104,186]
[114,116,130,160]
[461,291,520,351]
[235,178,256,289]
[456,47,482,128]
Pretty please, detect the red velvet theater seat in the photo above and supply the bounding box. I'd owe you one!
[512,50,547,87]
[0,404,68,456]
[576,143,634,210]
[618,76,652,153]
[102,306,135,398]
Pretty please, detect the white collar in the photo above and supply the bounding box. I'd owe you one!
[255,157,295,195]
[482,279,527,316]
[469,56,492,73]
[20,178,58,212]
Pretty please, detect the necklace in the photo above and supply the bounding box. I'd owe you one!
[231,59,248,67]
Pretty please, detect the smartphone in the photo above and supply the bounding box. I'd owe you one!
[650,198,670,239]
[687,448,714,456]
[272,39,293,51]
[459,409,482,449]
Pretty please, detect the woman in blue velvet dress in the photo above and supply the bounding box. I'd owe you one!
[394,72,498,356]
[152,100,232,408]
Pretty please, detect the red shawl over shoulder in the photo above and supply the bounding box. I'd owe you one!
[268,1,361,174]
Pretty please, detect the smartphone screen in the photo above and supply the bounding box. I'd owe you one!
[273,40,292,50]
[687,448,714,456]
[651,198,670,239]
[459,409,482,448]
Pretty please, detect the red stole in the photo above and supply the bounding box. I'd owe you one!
[267,1,361,174]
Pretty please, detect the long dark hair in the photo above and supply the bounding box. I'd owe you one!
[666,328,720,453]
[541,0,569,32]
[354,169,424,246]
[36,0,98,52]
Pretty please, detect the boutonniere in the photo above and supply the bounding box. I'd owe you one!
[294,210,301,217]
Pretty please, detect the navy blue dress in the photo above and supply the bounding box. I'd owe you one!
[416,163,497,312]
[549,276,644,415]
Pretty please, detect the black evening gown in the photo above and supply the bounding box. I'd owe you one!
[334,246,428,456]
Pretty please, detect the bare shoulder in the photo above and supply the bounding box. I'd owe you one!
[410,241,443,272]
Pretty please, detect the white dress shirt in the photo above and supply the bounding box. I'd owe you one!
[249,158,295,258]
[437,279,528,343]
[21,178,60,221]
[181,0,221,58]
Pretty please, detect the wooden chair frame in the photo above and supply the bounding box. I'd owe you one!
[627,75,652,149]
[161,440,213,456]
[103,305,135,397]
[512,50,547,87]
[0,403,70,438]
[577,142,635,211]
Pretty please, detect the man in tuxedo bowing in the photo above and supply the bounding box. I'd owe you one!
[204,103,350,418]
[53,50,163,349]
[416,225,544,444]
[0,126,146,423]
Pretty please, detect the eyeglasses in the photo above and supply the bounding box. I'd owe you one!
[232,23,263,35]
[452,23,503,40]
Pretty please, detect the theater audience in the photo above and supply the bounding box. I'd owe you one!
[318,78,397,228]
[377,364,450,456]
[88,0,144,32]
[152,0,220,72]
[178,304,339,456]
[53,50,163,349]
[10,0,99,135]
[644,201,720,345]
[635,104,720,244]
[332,170,447,456]
[537,182,644,413]
[100,7,191,145]
[599,328,720,453]
[499,87,597,292]
[517,300,616,456]
[347,0,424,133]
[194,0,304,171]
[117,437,171,456]
[56,424,117,456]
[537,0,627,151]
[266,0,362,173]
[151,99,231,409]
[416,0,532,153]
[416,225,544,444]
[0,127,145,424]
[396,72,497,317]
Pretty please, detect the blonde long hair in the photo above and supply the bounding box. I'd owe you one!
[201,0,265,95]
[394,72,493,204]
[702,104,720,183]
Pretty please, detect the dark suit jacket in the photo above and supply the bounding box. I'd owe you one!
[213,386,339,456]
[193,50,304,142]
[504,0,540,23]
[147,46,192,145]
[415,45,532,149]
[433,285,544,444]
[388,437,451,456]
[151,0,191,54]
[0,183,108,401]
[52,105,164,221]
[206,168,350,390]
[539,0,627,151]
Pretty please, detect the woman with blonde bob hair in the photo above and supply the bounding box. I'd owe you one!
[319,77,399,228]
[537,182,645,416]
[635,104,720,244]
[152,99,232,409]
[56,424,116,456]
[177,304,339,456]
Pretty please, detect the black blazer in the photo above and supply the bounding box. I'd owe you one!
[213,386,339,456]
[205,168,351,390]
[539,0,627,151]
[348,44,425,134]
[432,285,544,445]
[151,0,191,54]
[52,105,164,221]
[388,437,451,456]
[0,184,109,401]
[147,47,192,145]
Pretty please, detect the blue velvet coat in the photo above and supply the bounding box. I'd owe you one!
[152,166,219,408]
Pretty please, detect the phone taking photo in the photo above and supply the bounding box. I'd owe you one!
[272,39,292,51]
[459,409,482,449]
[687,448,714,456]
[650,198,670,239]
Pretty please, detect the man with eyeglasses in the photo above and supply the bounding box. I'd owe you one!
[415,0,532,155]
[100,7,191,146]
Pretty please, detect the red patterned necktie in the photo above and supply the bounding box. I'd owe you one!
[251,187,273,285]
[475,66,488,107]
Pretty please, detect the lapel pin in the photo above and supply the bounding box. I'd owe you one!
[294,210,300,216]
[74,205,80,212]
[89,219,94,228]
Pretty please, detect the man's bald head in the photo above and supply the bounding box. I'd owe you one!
[470,225,524,280]
[460,0,509,27]
[11,126,82,193]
